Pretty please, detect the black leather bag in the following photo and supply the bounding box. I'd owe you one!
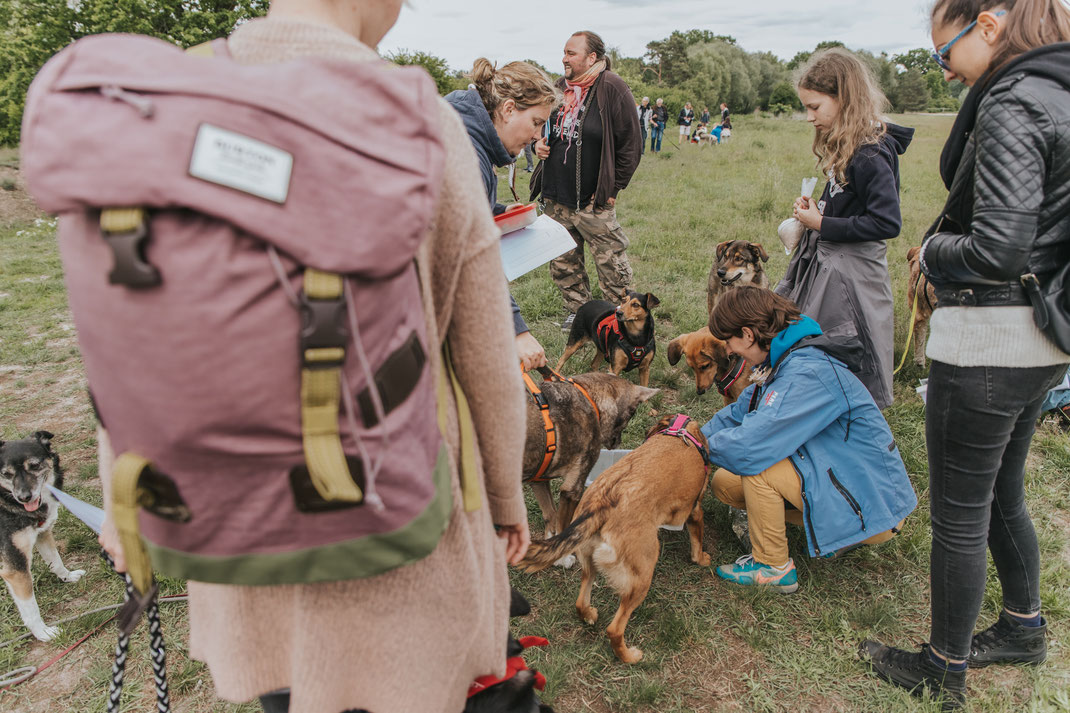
[1022,265,1070,354]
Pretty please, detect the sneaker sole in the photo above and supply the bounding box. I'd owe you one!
[968,652,1046,669]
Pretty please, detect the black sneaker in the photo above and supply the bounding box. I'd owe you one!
[859,641,965,711]
[561,312,576,333]
[969,610,1047,668]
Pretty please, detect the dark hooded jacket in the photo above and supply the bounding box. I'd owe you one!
[921,43,1070,292]
[817,123,914,243]
[445,88,529,335]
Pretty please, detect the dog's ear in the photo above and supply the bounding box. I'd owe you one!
[644,293,660,311]
[907,246,921,261]
[633,386,659,404]
[750,242,769,263]
[667,335,686,365]
[33,430,54,450]
[715,240,732,261]
[509,587,532,618]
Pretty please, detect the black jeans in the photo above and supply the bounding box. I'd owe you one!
[926,360,1065,659]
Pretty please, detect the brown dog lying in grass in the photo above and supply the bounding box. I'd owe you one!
[906,246,937,367]
[517,414,711,664]
[523,372,658,540]
[666,327,750,405]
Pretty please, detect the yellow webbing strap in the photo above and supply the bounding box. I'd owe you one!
[300,268,362,503]
[893,278,923,376]
[185,41,215,58]
[438,343,482,512]
[110,453,156,595]
[100,207,144,234]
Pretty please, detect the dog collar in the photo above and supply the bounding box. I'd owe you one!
[716,356,746,396]
[467,636,548,698]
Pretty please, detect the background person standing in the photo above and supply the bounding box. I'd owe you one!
[650,97,668,152]
[531,29,642,329]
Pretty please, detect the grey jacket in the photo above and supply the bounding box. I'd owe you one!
[922,44,1070,290]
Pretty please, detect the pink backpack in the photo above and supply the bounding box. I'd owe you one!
[21,33,459,588]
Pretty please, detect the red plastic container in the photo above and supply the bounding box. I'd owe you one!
[494,203,537,234]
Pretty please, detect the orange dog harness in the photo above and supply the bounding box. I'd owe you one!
[523,366,600,483]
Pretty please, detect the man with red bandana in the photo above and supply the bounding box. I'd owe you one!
[531,30,642,332]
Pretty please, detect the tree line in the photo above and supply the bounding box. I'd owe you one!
[0,4,961,146]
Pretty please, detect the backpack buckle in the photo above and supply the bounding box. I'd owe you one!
[299,294,347,368]
[100,208,161,288]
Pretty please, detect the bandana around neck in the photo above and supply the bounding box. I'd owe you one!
[555,59,606,162]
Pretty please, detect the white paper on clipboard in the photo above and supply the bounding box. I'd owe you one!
[499,214,576,281]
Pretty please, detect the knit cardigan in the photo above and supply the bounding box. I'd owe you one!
[97,17,527,713]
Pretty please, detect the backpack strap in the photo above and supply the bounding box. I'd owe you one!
[438,342,482,512]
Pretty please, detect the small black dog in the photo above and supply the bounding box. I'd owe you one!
[0,430,85,641]
[556,291,660,387]
[464,588,553,713]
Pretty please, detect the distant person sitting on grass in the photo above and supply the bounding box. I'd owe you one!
[700,287,917,593]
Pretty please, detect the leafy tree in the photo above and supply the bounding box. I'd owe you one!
[895,69,930,112]
[768,81,801,111]
[645,31,696,86]
[893,47,939,74]
[386,49,457,95]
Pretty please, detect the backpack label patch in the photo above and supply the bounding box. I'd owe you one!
[189,124,293,203]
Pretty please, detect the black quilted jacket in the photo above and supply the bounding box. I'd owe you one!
[922,43,1070,289]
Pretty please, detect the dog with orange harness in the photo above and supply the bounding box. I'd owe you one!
[522,367,657,541]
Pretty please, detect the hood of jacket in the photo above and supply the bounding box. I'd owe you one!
[883,122,914,156]
[769,315,823,366]
[444,88,513,170]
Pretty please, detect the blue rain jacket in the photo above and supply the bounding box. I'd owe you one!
[701,316,917,557]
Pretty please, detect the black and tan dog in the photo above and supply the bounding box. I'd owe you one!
[524,371,658,540]
[518,414,712,664]
[1,431,85,641]
[906,246,938,367]
[667,327,750,405]
[706,240,770,313]
[557,292,659,387]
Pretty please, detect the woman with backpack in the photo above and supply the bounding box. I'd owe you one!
[861,1,1070,709]
[445,58,561,372]
[777,48,915,410]
[81,1,532,712]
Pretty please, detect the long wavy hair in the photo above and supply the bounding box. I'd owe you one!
[468,58,561,120]
[932,0,1070,79]
[797,48,889,186]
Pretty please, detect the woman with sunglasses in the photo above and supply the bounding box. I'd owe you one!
[861,1,1070,710]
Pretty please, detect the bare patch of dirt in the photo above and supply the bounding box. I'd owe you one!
[0,167,44,227]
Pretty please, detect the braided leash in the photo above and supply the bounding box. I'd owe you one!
[102,551,170,713]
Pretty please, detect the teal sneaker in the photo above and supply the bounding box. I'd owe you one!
[716,555,798,593]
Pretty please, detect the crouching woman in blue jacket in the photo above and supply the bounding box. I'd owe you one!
[701,286,917,592]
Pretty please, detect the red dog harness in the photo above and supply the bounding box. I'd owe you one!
[523,366,600,483]
[467,636,549,698]
[648,414,709,474]
[596,313,651,371]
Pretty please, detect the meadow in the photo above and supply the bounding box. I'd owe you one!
[0,114,1068,712]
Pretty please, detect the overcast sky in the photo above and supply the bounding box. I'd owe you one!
[379,0,938,73]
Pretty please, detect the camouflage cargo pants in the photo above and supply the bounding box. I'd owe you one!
[544,199,634,313]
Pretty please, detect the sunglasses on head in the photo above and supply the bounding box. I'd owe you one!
[932,10,1006,72]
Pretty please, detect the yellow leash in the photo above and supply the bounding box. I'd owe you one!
[893,279,923,376]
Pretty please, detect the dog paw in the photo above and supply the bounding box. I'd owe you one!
[61,569,86,583]
[32,624,61,642]
[694,552,712,567]
[618,646,644,664]
[579,606,599,625]
[554,554,576,569]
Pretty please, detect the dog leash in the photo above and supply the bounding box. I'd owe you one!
[892,278,924,377]
[102,550,171,713]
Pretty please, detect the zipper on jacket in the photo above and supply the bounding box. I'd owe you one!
[828,467,866,532]
[791,458,820,555]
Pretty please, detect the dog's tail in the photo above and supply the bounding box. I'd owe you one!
[516,509,606,573]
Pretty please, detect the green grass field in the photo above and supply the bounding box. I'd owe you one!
[1,113,1068,712]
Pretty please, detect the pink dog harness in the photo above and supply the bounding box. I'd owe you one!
[649,414,709,474]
